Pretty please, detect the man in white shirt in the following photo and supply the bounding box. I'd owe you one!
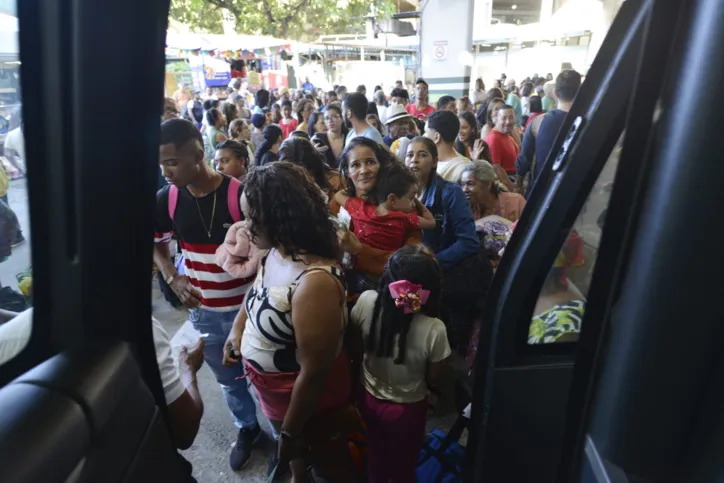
[152,317,205,450]
[4,124,26,176]
[0,312,205,451]
[344,92,385,145]
[424,110,471,183]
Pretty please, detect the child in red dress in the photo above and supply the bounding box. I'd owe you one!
[335,162,435,251]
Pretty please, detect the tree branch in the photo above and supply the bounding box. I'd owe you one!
[261,0,276,25]
[281,0,313,22]
[206,0,242,18]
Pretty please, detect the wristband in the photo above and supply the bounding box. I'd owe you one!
[166,274,176,285]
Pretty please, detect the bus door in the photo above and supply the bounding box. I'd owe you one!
[465,0,662,480]
[558,0,724,480]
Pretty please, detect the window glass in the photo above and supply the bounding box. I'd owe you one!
[527,139,622,345]
[0,8,31,365]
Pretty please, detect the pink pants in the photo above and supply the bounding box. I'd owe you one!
[359,388,428,483]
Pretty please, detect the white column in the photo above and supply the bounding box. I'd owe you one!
[540,0,555,23]
[419,0,475,100]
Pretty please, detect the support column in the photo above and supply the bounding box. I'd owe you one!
[419,0,475,101]
[586,0,625,67]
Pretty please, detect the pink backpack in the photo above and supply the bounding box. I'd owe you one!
[168,177,242,224]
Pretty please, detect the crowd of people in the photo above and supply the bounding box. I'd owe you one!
[155,68,583,482]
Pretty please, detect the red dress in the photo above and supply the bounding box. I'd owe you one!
[280,118,298,139]
[345,198,420,251]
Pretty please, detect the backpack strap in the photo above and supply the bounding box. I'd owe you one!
[227,177,242,223]
[168,184,179,223]
[170,177,241,224]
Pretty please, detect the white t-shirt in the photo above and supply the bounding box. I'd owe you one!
[351,290,451,404]
[4,127,25,162]
[345,125,385,146]
[152,317,186,405]
[469,88,486,105]
[437,155,471,184]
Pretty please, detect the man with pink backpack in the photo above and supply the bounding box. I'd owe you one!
[154,118,261,472]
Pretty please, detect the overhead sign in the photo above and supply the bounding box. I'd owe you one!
[433,40,448,61]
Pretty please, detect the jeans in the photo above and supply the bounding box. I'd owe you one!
[188,307,258,429]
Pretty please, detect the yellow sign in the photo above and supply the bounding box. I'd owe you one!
[248,71,261,88]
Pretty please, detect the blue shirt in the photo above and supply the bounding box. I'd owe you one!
[302,82,314,91]
[420,176,480,269]
[346,126,385,146]
[515,109,567,197]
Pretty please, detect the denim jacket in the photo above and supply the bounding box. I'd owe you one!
[421,176,480,269]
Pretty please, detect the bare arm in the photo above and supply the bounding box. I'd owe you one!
[426,360,448,391]
[282,272,343,437]
[415,198,436,230]
[153,242,176,281]
[333,190,349,207]
[223,307,247,366]
[167,341,205,449]
[4,149,24,175]
[154,242,200,308]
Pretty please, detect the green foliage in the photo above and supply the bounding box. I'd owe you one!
[169,0,396,40]
[169,0,226,34]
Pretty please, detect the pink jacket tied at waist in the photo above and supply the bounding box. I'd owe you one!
[215,222,263,279]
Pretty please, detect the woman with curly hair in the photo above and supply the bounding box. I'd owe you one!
[278,136,342,200]
[223,162,356,480]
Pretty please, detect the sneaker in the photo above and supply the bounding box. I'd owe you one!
[229,425,261,471]
[11,233,25,248]
[266,451,290,481]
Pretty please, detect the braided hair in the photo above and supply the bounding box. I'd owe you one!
[367,245,442,364]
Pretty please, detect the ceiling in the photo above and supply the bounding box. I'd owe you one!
[492,0,543,24]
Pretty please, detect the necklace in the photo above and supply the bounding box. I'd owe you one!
[194,190,217,239]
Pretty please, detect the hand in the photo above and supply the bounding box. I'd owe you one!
[178,339,204,387]
[277,433,304,469]
[170,275,202,308]
[337,229,363,255]
[471,139,488,161]
[181,338,205,373]
[413,197,425,215]
[312,138,329,153]
[178,338,204,386]
[222,323,243,367]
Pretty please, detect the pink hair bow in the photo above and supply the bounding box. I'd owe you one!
[388,280,430,314]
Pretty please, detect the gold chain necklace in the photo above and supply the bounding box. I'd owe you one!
[194,190,217,239]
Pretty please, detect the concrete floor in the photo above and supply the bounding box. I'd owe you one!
[2,179,461,482]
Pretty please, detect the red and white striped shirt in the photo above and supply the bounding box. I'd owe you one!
[155,177,253,312]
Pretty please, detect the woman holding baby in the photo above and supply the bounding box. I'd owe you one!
[332,137,424,298]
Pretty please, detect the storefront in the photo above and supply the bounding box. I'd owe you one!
[165,33,295,95]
